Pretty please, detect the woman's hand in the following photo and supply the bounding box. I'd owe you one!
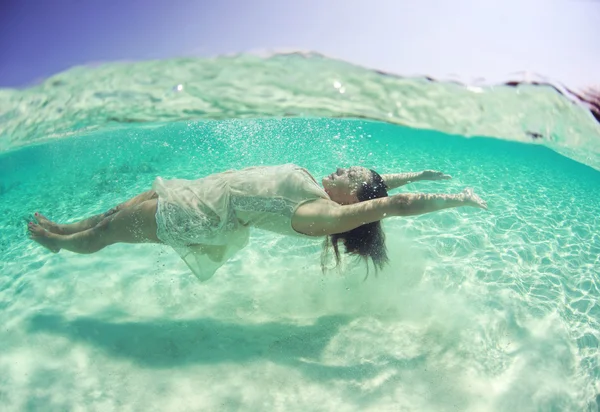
[421,170,452,181]
[391,188,488,216]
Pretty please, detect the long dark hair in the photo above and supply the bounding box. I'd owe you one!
[321,169,389,275]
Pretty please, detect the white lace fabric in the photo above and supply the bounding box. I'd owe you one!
[153,164,329,281]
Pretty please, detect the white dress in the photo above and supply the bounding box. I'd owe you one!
[152,164,330,281]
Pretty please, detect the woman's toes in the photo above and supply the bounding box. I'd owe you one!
[27,223,60,253]
[35,212,48,224]
[34,213,61,233]
[28,222,41,236]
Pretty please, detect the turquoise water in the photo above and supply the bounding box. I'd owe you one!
[1,54,600,169]
[2,118,600,410]
[1,56,600,411]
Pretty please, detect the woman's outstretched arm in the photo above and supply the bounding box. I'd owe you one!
[292,188,487,236]
[381,170,452,190]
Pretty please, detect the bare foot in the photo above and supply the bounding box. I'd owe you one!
[462,188,488,210]
[34,212,62,234]
[28,222,61,253]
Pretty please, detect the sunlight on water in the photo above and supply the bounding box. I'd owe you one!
[1,52,600,410]
[1,54,599,169]
[1,117,599,411]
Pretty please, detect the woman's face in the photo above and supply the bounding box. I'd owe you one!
[322,166,372,204]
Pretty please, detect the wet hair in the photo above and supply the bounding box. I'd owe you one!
[321,169,389,276]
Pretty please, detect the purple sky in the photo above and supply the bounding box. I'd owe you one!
[1,0,599,88]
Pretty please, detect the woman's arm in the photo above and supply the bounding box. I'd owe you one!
[292,188,487,236]
[382,170,451,190]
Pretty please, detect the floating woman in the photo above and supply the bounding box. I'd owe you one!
[28,164,487,281]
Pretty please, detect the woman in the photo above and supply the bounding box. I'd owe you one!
[28,164,487,281]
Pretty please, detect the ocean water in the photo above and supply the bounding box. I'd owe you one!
[1,55,600,411]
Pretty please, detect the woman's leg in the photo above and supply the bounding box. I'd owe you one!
[36,190,158,235]
[28,199,160,254]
